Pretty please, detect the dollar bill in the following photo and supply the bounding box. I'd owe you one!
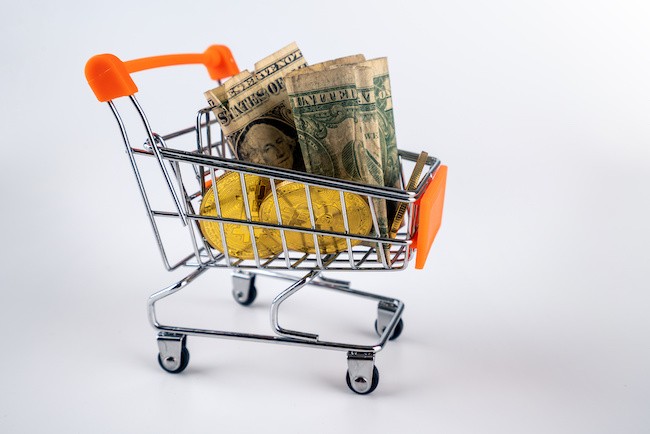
[352,65,388,239]
[205,81,228,109]
[354,58,401,229]
[204,42,307,171]
[324,57,400,225]
[294,54,366,74]
[285,64,389,239]
[286,55,399,191]
[359,58,400,190]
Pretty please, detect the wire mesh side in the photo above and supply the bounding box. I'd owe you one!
[108,100,438,273]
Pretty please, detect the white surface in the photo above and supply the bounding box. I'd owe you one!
[1,1,649,433]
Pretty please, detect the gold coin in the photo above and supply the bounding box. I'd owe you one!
[259,182,372,254]
[390,151,428,237]
[199,172,282,259]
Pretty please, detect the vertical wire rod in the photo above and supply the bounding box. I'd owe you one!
[108,100,172,270]
[304,184,323,269]
[210,167,231,265]
[130,95,187,225]
[339,190,356,269]
[367,196,389,269]
[239,172,261,267]
[269,178,292,269]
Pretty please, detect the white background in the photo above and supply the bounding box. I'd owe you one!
[1,1,649,433]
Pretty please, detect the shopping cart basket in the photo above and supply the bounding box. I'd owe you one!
[85,45,447,394]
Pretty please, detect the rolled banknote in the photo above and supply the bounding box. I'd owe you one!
[204,42,307,171]
[287,55,399,191]
[355,57,401,228]
[359,58,400,191]
[321,57,401,225]
[285,64,389,239]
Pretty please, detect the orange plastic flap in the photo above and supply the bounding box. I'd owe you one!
[415,165,447,269]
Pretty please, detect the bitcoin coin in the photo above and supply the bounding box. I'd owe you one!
[199,172,282,259]
[259,182,372,254]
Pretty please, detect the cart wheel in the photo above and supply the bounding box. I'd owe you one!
[233,284,257,306]
[346,366,380,395]
[232,272,257,306]
[375,318,404,340]
[158,346,190,374]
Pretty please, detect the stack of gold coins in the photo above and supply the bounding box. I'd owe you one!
[259,182,373,254]
[199,172,282,259]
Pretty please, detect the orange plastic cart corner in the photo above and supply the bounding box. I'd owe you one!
[85,53,138,102]
[415,165,447,269]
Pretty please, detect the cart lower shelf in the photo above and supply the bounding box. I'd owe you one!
[150,267,405,395]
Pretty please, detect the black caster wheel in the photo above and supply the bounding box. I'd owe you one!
[346,366,380,395]
[375,318,404,340]
[233,284,257,306]
[232,273,257,306]
[158,346,190,374]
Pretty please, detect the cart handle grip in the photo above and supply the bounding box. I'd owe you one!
[415,165,447,269]
[85,45,239,102]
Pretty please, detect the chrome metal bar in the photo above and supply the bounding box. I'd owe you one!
[220,124,226,157]
[339,190,356,270]
[269,178,292,269]
[213,79,227,158]
[108,101,174,271]
[315,274,350,288]
[366,196,389,269]
[148,266,210,328]
[130,95,187,225]
[238,172,261,267]
[159,147,436,201]
[291,253,310,268]
[261,252,282,268]
[205,110,212,157]
[195,109,204,182]
[354,248,374,268]
[152,324,383,353]
[160,111,219,141]
[210,168,231,265]
[197,164,218,262]
[390,245,407,267]
[165,249,209,271]
[397,152,407,191]
[270,270,321,340]
[303,185,323,268]
[151,210,181,218]
[156,134,205,265]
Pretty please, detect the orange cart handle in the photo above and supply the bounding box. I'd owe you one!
[85,45,239,102]
[415,165,448,269]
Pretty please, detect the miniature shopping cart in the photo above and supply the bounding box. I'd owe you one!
[85,45,447,394]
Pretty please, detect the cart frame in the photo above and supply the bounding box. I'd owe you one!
[86,45,447,394]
